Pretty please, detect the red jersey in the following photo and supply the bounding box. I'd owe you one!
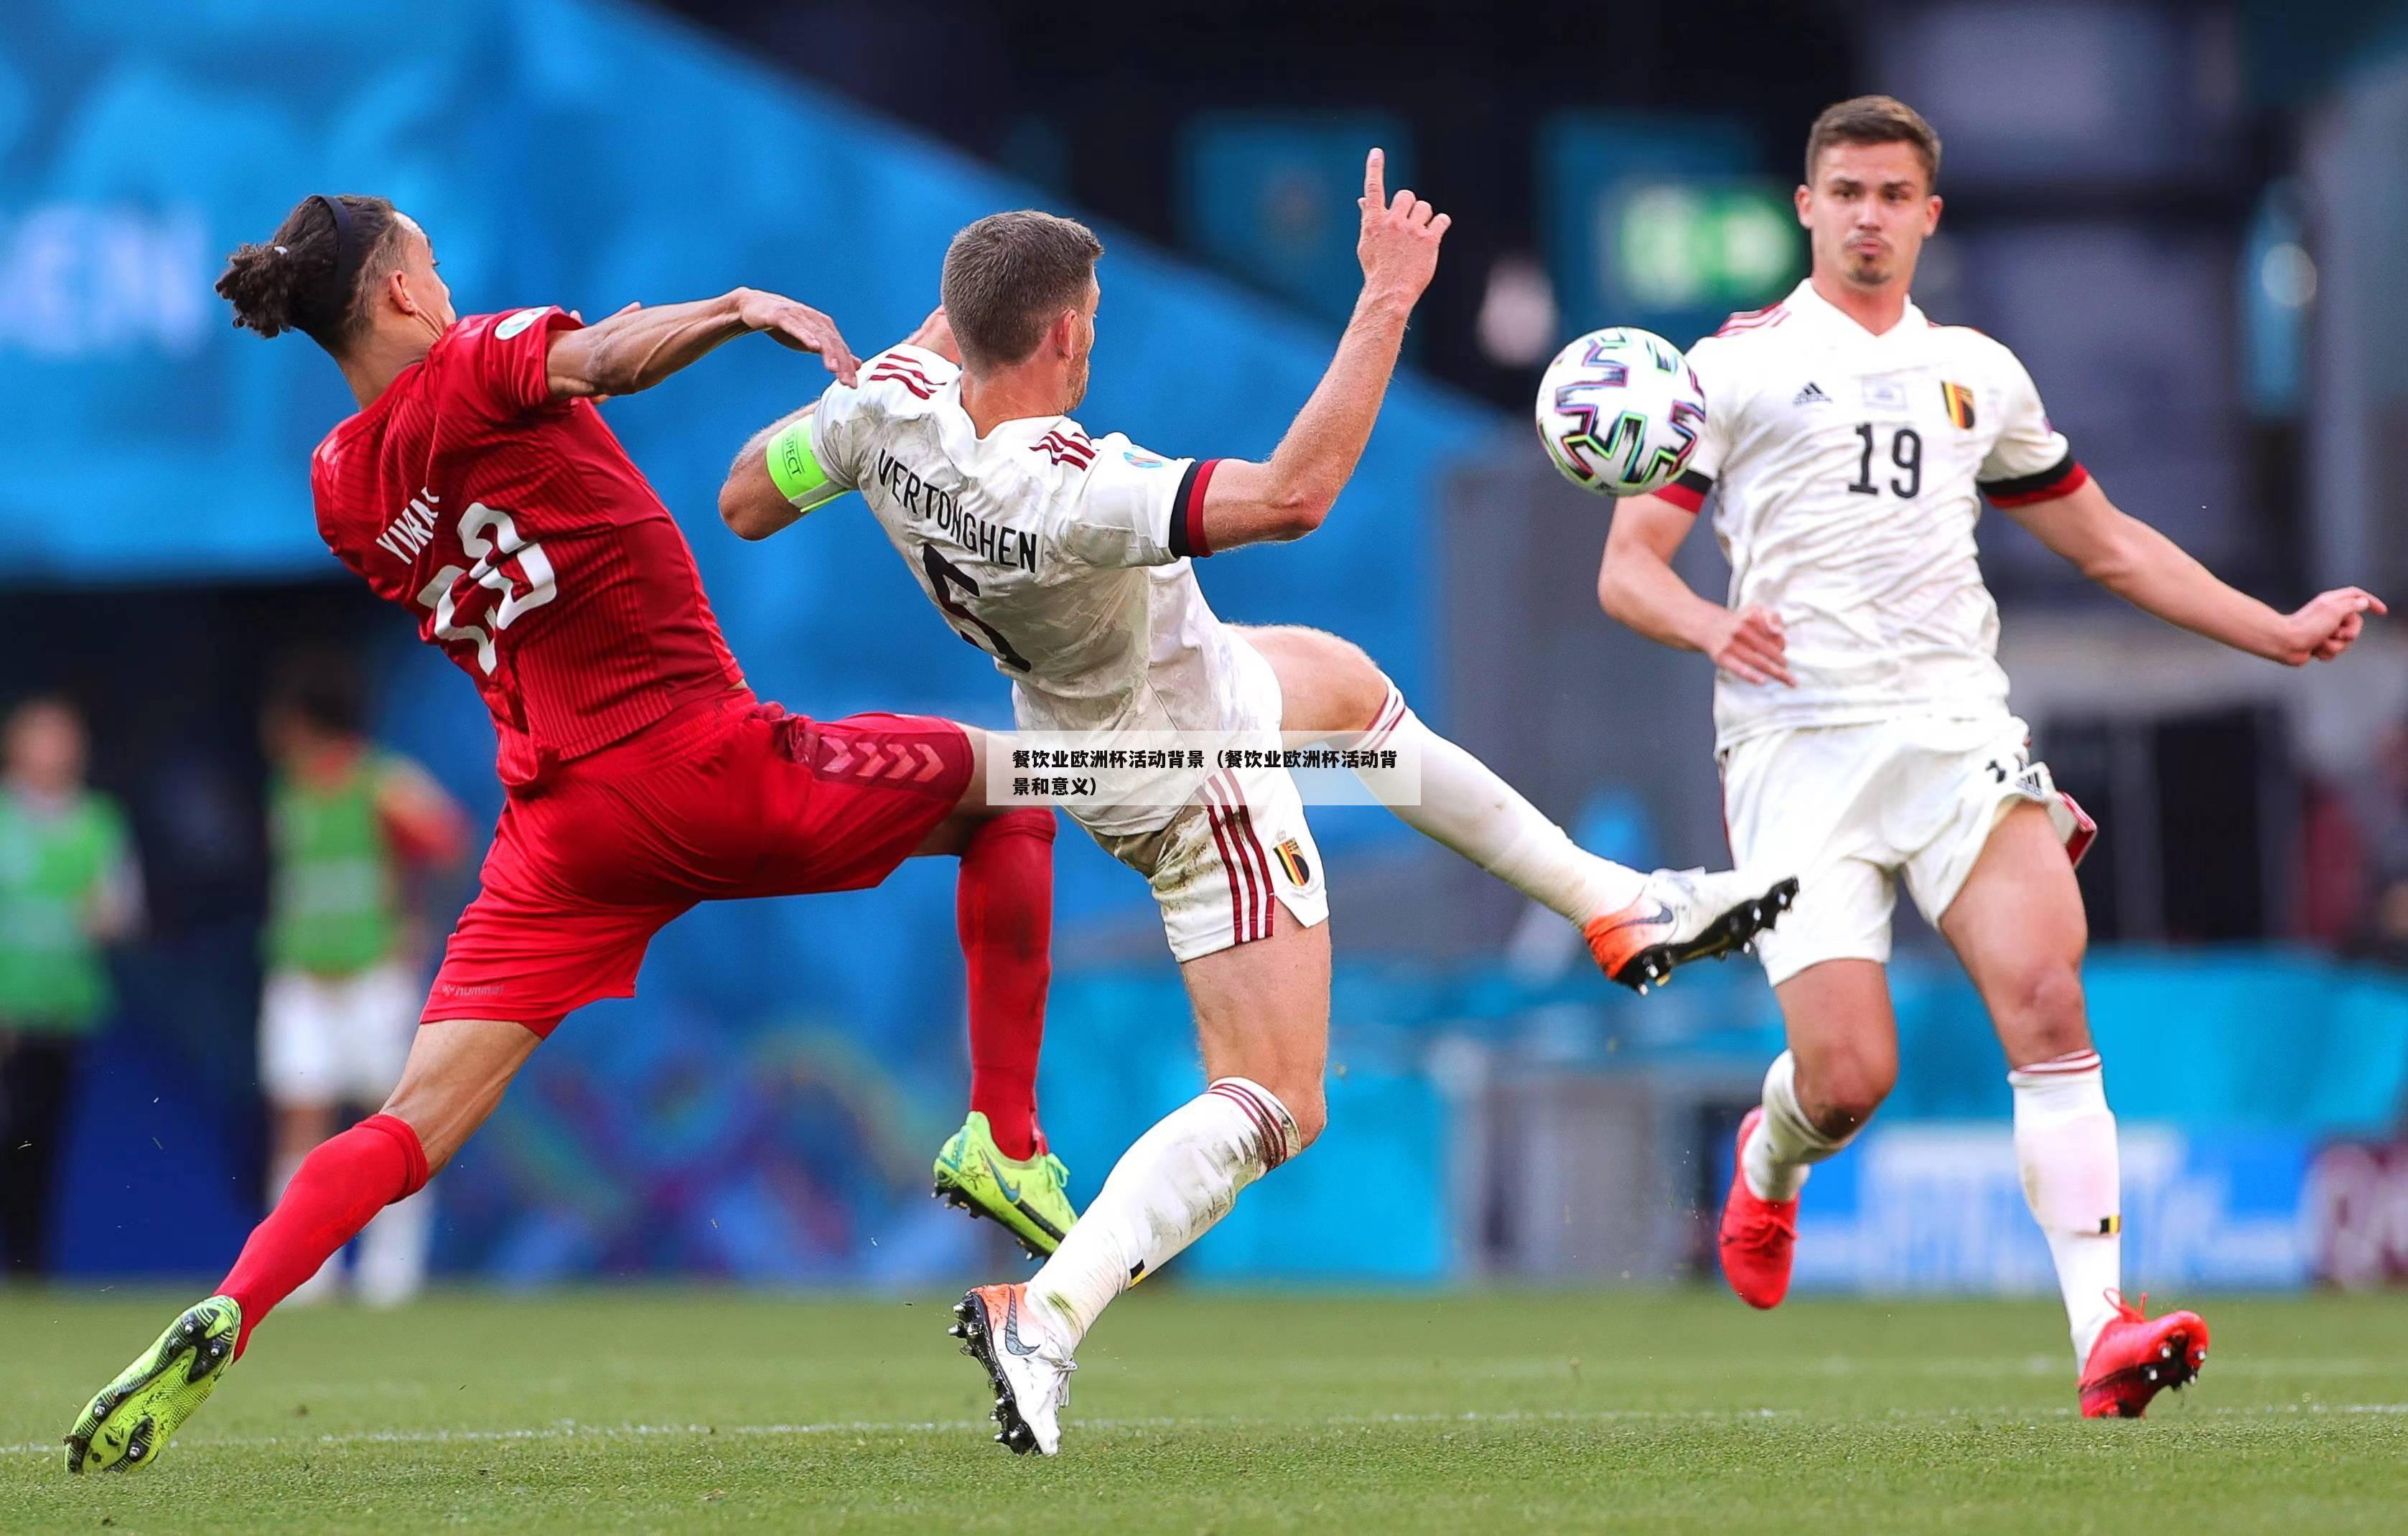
[311,307,744,789]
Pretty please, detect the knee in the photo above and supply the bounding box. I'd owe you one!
[1290,1087,1330,1151]
[1279,1082,1329,1153]
[1997,961,2089,1061]
[1264,626,1389,731]
[1797,1048,1895,1137]
[979,805,1058,843]
[1326,641,1392,729]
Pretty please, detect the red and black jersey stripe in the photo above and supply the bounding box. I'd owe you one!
[1656,469,1714,514]
[1168,457,1223,558]
[1979,448,2089,507]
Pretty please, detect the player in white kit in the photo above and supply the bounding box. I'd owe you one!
[719,151,1794,1454]
[1598,96,2385,1418]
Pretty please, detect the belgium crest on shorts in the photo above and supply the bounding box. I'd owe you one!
[1273,838,1312,888]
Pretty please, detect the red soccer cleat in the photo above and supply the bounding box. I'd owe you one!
[2079,1292,2209,1418]
[1717,1108,1798,1310]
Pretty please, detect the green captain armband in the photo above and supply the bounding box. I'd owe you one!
[765,416,849,511]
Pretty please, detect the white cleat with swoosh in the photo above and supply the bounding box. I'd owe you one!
[1584,868,1799,993]
[948,1282,1075,1456]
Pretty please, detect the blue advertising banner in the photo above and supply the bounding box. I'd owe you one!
[1765,1125,2315,1295]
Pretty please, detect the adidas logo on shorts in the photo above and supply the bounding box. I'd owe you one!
[1792,381,1831,406]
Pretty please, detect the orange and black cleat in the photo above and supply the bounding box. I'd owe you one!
[2079,1292,2208,1418]
[1584,868,1798,994]
[1717,1107,1800,1310]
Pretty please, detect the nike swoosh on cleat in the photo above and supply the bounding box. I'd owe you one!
[1002,1295,1040,1357]
[1595,901,1674,935]
[979,1151,1024,1206]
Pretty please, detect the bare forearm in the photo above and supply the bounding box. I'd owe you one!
[720,401,817,540]
[1264,293,1414,516]
[554,292,751,398]
[1600,541,1722,652]
[2086,515,2290,660]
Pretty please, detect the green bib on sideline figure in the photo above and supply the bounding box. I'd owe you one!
[266,754,400,977]
[0,789,129,1032]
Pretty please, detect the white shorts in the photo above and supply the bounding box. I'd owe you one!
[259,960,420,1104]
[1722,713,2078,987]
[1083,636,1330,963]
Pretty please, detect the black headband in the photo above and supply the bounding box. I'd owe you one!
[308,193,368,334]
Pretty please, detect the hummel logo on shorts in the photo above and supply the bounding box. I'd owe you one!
[1792,381,1831,406]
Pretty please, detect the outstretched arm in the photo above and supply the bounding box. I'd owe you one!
[1193,149,1450,551]
[2010,476,2383,665]
[1597,495,1795,685]
[718,309,955,540]
[546,289,859,401]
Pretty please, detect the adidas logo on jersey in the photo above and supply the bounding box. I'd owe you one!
[1792,381,1831,406]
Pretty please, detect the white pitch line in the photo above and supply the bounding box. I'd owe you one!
[9,1401,2408,1460]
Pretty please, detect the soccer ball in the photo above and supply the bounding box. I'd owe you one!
[1534,327,1707,497]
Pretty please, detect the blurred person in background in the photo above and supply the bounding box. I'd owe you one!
[0,696,141,1280]
[259,655,470,1308]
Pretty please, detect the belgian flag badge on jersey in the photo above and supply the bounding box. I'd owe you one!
[1941,381,1977,430]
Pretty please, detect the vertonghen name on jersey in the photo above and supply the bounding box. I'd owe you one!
[872,449,1038,573]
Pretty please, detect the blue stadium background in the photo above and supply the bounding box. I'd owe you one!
[6,0,2408,1295]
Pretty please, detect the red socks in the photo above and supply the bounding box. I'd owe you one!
[219,1113,428,1357]
[957,808,1055,1161]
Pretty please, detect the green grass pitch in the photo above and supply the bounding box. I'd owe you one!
[4,1288,2404,1532]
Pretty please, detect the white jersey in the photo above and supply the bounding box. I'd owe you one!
[1662,280,2088,751]
[809,345,1241,835]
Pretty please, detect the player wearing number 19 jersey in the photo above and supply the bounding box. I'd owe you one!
[64,193,1070,1475]
[1600,97,2385,1418]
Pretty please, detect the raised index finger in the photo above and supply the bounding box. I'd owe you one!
[1363,147,1385,210]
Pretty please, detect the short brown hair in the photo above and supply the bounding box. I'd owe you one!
[941,211,1104,368]
[1803,95,1941,189]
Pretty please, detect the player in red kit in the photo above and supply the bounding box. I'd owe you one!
[64,193,1068,1474]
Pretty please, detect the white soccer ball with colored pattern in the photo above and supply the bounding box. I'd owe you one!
[1534,327,1707,497]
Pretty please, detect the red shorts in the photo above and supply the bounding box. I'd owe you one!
[424,692,971,1034]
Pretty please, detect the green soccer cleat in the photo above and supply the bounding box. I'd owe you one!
[933,1113,1078,1259]
[64,1294,241,1474]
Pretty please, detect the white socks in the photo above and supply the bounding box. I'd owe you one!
[1354,684,1645,922]
[1737,1042,2124,1367]
[2010,1049,2123,1365]
[1026,1078,1299,1347]
[1741,1050,1852,1202]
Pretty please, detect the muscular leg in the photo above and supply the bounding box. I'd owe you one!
[913,725,1054,1160]
[1747,958,1899,1199]
[1022,905,1327,1345]
[1940,802,2119,1363]
[1236,624,1644,922]
[219,1017,537,1354]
